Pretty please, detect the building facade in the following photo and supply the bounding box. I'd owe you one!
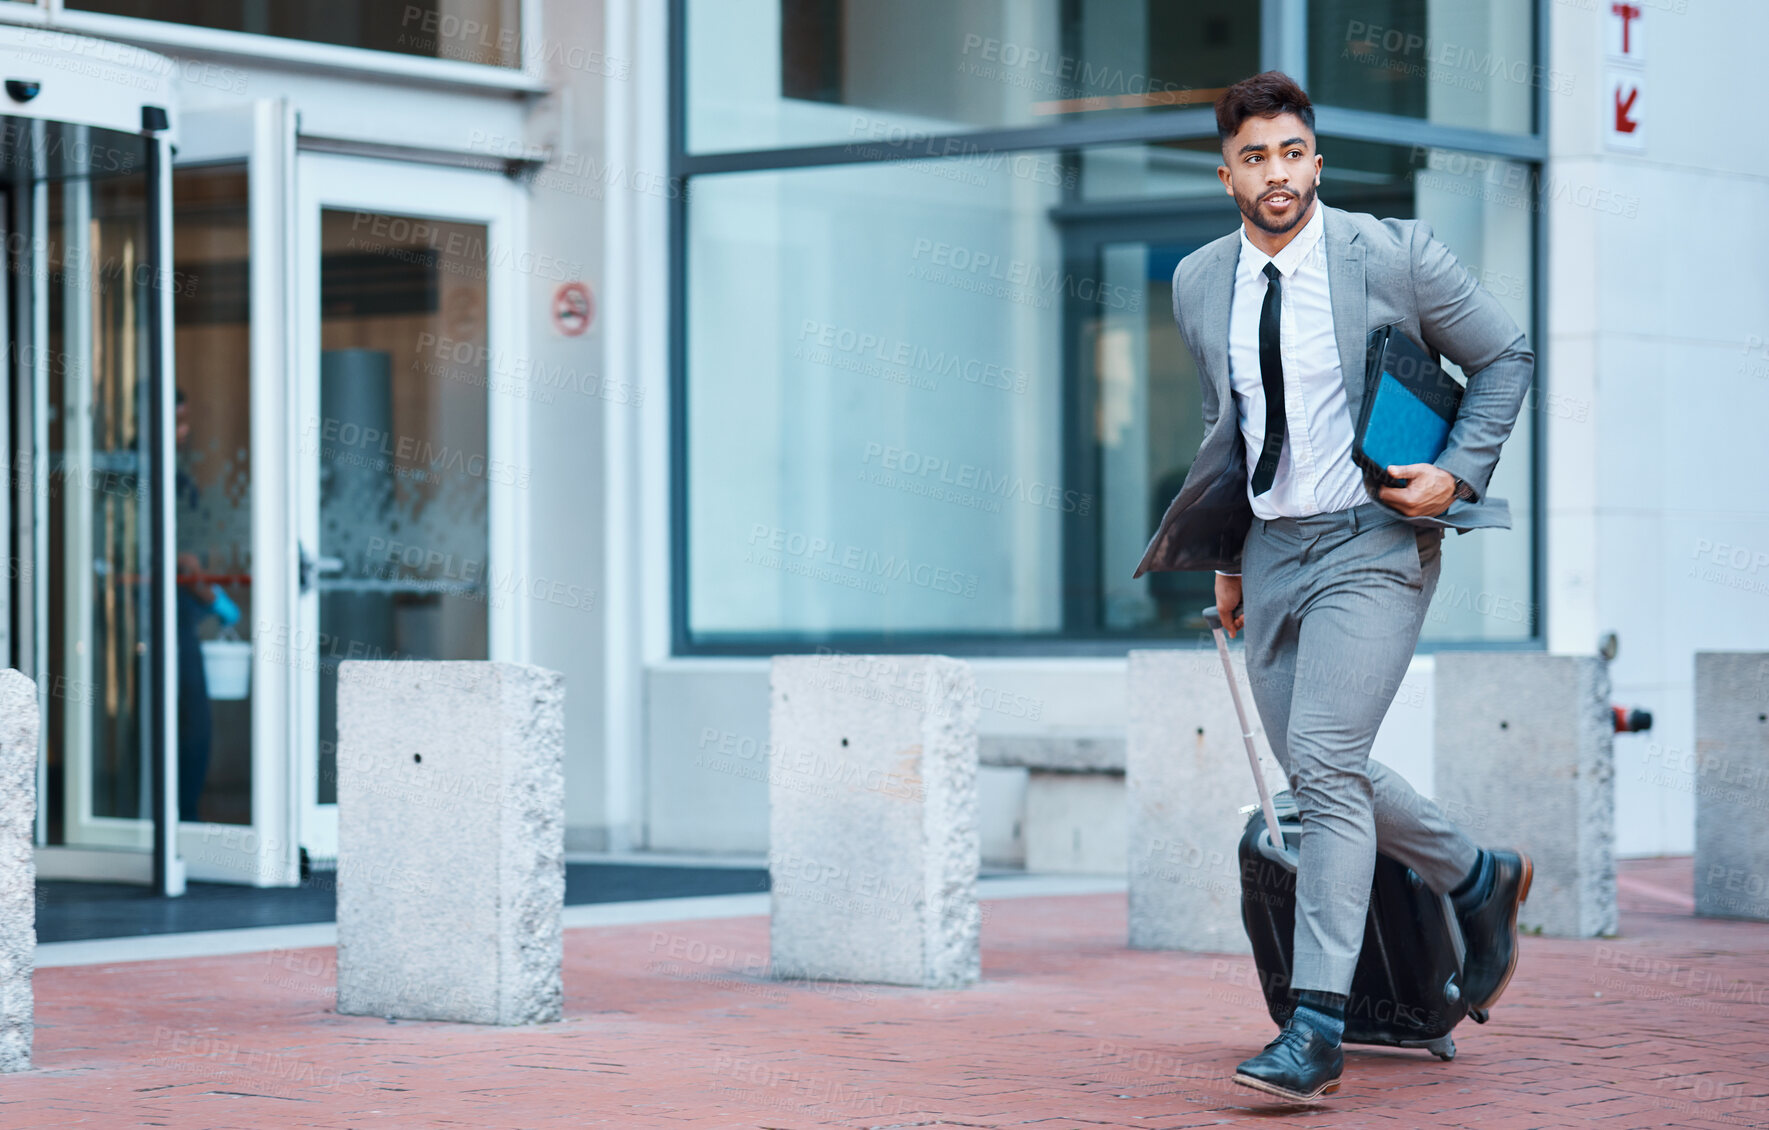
[1,0,1760,893]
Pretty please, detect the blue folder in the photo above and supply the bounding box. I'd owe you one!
[1353,325,1463,489]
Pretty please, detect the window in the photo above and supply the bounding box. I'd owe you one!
[687,153,1071,639]
[676,0,1545,651]
[67,1,525,68]
[1308,0,1540,134]
[1082,140,1536,643]
[688,0,1260,154]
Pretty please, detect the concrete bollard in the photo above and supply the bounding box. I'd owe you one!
[1435,653,1616,937]
[1127,649,1287,954]
[0,670,36,1072]
[1694,652,1769,921]
[768,654,979,988]
[335,661,565,1024]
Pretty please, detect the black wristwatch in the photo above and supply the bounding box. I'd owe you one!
[1450,473,1476,502]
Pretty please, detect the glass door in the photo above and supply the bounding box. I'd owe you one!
[292,154,526,860]
[7,119,167,882]
[44,136,154,851]
[166,101,302,885]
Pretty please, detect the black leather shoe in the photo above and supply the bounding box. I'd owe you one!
[1232,1018,1344,1102]
[1457,849,1533,1011]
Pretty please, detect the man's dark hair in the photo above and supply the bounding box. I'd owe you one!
[1215,71,1315,144]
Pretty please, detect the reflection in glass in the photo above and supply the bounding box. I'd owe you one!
[1086,141,1535,642]
[1361,143,1535,641]
[690,0,1259,153]
[31,125,158,841]
[1308,0,1537,134]
[314,209,490,803]
[687,139,1535,645]
[688,153,1071,640]
[171,164,252,824]
[1093,239,1214,635]
[69,0,525,67]
[1080,139,1229,202]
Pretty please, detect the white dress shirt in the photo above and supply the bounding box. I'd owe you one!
[1227,203,1370,523]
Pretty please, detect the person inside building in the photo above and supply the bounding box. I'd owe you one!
[175,387,240,822]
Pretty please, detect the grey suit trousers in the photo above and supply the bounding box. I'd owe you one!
[1240,500,1481,995]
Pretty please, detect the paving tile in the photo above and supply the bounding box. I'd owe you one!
[0,858,1764,1129]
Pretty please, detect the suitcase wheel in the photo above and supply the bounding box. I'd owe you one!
[1469,1007,1490,1024]
[1426,1035,1456,1061]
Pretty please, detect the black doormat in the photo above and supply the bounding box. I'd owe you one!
[36,862,771,944]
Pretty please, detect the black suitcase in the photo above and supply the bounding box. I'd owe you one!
[1237,792,1484,1061]
[1201,605,1481,1062]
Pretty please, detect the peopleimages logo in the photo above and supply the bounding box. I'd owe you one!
[1410,148,1641,219]
[300,415,531,488]
[957,33,1188,101]
[1742,335,1769,380]
[795,320,1027,394]
[745,524,980,598]
[909,239,1141,312]
[860,443,1091,515]
[1344,20,1575,96]
[1688,536,1769,597]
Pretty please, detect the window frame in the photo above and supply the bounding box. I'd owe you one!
[668,0,1550,656]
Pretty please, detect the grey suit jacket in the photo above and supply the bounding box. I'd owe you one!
[1131,204,1534,577]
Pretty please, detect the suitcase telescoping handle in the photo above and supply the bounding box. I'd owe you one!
[1202,605,1297,869]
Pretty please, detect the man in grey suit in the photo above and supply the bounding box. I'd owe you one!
[1132,73,1535,1101]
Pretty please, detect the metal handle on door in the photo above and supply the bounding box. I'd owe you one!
[297,543,345,594]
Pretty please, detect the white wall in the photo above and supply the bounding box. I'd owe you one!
[1545,0,1769,856]
[526,0,624,848]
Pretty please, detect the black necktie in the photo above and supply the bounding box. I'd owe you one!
[1250,261,1285,496]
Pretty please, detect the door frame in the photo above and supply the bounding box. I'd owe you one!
[167,99,303,887]
[291,152,529,861]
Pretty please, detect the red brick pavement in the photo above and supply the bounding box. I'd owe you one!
[5,857,1767,1129]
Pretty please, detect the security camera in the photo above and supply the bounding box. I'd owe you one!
[5,80,42,103]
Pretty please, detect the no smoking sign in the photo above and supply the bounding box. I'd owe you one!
[553,281,595,337]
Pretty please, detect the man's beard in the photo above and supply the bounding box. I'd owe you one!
[1234,181,1317,235]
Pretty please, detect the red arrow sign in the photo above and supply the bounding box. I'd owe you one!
[1612,2,1641,54]
[1614,86,1640,133]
